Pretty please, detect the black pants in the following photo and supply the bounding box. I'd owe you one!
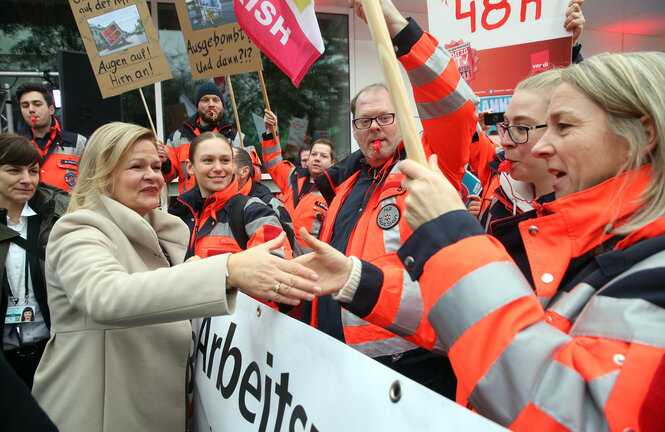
[375,347,457,400]
[3,338,48,390]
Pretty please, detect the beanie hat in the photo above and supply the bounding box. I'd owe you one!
[195,81,223,106]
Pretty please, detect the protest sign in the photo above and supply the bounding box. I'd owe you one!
[69,0,172,98]
[286,116,308,149]
[427,0,572,97]
[192,294,508,431]
[175,0,262,79]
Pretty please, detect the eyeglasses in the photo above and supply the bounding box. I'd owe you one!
[496,123,547,144]
[352,113,396,130]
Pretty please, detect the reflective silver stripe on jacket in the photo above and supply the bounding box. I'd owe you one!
[384,270,424,337]
[548,282,597,322]
[471,330,613,431]
[262,142,282,169]
[428,261,534,352]
[572,296,665,348]
[406,45,452,87]
[341,309,419,358]
[380,196,403,254]
[465,247,665,428]
[416,76,478,121]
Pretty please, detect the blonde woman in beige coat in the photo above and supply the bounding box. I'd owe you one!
[31,122,320,432]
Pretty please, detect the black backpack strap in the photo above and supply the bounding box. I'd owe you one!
[248,182,298,253]
[229,195,251,250]
[8,214,45,261]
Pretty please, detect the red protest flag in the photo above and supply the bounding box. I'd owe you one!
[234,0,325,87]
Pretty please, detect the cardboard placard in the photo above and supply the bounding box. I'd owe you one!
[69,0,172,99]
[174,0,262,79]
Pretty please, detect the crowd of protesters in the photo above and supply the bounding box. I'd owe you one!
[2,0,665,431]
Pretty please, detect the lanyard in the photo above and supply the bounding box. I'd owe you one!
[3,254,29,306]
[3,214,41,305]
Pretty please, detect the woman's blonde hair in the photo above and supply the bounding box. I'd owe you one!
[69,122,155,212]
[561,52,665,233]
[515,68,564,105]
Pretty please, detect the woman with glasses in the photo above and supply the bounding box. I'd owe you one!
[472,69,561,232]
[464,70,565,294]
[297,51,665,431]
[470,0,587,233]
[0,133,70,390]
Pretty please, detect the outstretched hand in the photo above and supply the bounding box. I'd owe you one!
[401,155,466,231]
[227,232,320,306]
[293,228,354,297]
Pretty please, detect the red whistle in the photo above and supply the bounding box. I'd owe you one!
[498,159,512,173]
[30,116,37,123]
[372,139,381,151]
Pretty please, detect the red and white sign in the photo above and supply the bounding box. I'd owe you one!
[428,0,572,96]
[233,0,324,87]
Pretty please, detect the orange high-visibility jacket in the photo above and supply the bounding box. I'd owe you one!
[311,20,478,357]
[168,177,291,260]
[342,166,665,431]
[261,137,327,247]
[18,117,86,193]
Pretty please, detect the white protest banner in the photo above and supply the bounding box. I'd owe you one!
[286,116,308,150]
[69,0,172,98]
[192,294,507,431]
[427,0,572,97]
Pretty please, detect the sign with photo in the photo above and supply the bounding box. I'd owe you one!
[174,0,262,80]
[69,0,172,98]
[427,0,572,97]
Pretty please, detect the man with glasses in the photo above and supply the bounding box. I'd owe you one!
[307,0,478,399]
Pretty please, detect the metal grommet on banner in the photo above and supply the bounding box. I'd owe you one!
[256,306,262,317]
[389,380,402,403]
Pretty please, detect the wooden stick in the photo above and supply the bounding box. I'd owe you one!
[257,70,277,137]
[139,88,157,136]
[226,76,243,147]
[360,0,427,166]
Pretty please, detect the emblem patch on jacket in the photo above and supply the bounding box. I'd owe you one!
[64,172,77,187]
[377,204,400,229]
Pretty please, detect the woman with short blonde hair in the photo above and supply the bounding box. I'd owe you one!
[33,122,320,432]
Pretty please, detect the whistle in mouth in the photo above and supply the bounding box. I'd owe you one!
[498,159,512,173]
[372,140,381,151]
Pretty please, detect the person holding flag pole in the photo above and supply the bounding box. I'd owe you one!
[296,0,478,399]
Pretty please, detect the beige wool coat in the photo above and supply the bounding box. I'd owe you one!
[32,196,237,432]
